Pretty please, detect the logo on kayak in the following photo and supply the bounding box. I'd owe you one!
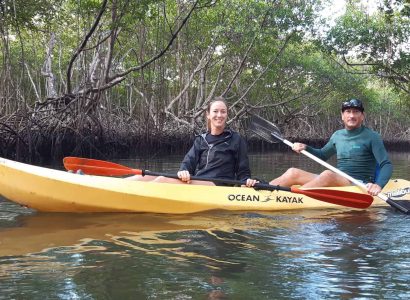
[227,194,304,203]
[275,196,303,204]
[386,187,410,199]
[228,194,260,201]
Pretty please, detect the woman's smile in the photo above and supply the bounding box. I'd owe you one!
[207,101,228,134]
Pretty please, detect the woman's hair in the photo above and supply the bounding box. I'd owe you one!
[206,96,228,131]
[206,96,228,113]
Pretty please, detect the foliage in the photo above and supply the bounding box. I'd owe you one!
[324,0,410,97]
[0,0,409,161]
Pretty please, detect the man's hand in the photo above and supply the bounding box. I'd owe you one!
[366,183,382,196]
[291,142,307,153]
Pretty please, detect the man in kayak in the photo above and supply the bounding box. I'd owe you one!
[128,97,258,187]
[269,98,392,196]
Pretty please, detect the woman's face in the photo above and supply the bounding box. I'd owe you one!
[207,101,228,131]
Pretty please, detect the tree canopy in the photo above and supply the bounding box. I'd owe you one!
[325,0,410,97]
[0,0,409,161]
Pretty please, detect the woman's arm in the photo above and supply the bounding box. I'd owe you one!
[235,136,251,181]
[179,137,201,174]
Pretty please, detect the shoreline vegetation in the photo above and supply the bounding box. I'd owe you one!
[1,1,409,163]
[1,107,408,164]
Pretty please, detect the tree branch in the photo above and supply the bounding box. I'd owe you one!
[108,0,200,82]
[66,0,108,94]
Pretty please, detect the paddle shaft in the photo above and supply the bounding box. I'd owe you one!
[273,133,409,213]
[63,156,373,209]
[142,171,371,209]
[143,170,293,192]
[64,157,288,192]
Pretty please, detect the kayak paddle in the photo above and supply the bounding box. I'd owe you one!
[248,114,410,214]
[63,156,373,209]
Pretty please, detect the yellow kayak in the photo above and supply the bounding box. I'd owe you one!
[0,157,408,213]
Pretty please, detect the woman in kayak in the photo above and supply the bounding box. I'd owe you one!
[128,97,257,187]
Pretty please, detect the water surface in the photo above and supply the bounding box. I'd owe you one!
[0,151,409,299]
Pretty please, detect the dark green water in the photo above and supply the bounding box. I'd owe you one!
[0,151,409,299]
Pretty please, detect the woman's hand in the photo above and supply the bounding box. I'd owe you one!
[177,170,191,183]
[244,178,259,187]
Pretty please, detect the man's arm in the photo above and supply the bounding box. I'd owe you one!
[304,133,337,161]
[372,134,393,188]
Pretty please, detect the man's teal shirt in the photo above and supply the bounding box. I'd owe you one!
[306,126,393,187]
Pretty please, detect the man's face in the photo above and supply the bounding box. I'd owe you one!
[341,108,364,130]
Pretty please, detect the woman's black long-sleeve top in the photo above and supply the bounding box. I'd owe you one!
[179,129,251,182]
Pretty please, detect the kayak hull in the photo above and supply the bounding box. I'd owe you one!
[0,157,407,213]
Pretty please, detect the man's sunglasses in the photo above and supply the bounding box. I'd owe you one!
[341,99,364,112]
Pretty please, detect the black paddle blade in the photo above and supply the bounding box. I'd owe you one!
[248,115,283,144]
[386,199,410,214]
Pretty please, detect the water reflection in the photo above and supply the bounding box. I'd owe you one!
[2,208,406,299]
[0,150,409,299]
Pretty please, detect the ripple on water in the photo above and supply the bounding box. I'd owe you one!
[0,197,35,226]
[0,201,410,298]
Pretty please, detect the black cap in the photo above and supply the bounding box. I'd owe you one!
[341,99,364,112]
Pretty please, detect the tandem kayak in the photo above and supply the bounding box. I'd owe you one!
[0,157,409,213]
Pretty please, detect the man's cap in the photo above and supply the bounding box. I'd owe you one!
[341,98,364,112]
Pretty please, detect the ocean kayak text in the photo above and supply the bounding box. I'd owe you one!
[228,194,304,203]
